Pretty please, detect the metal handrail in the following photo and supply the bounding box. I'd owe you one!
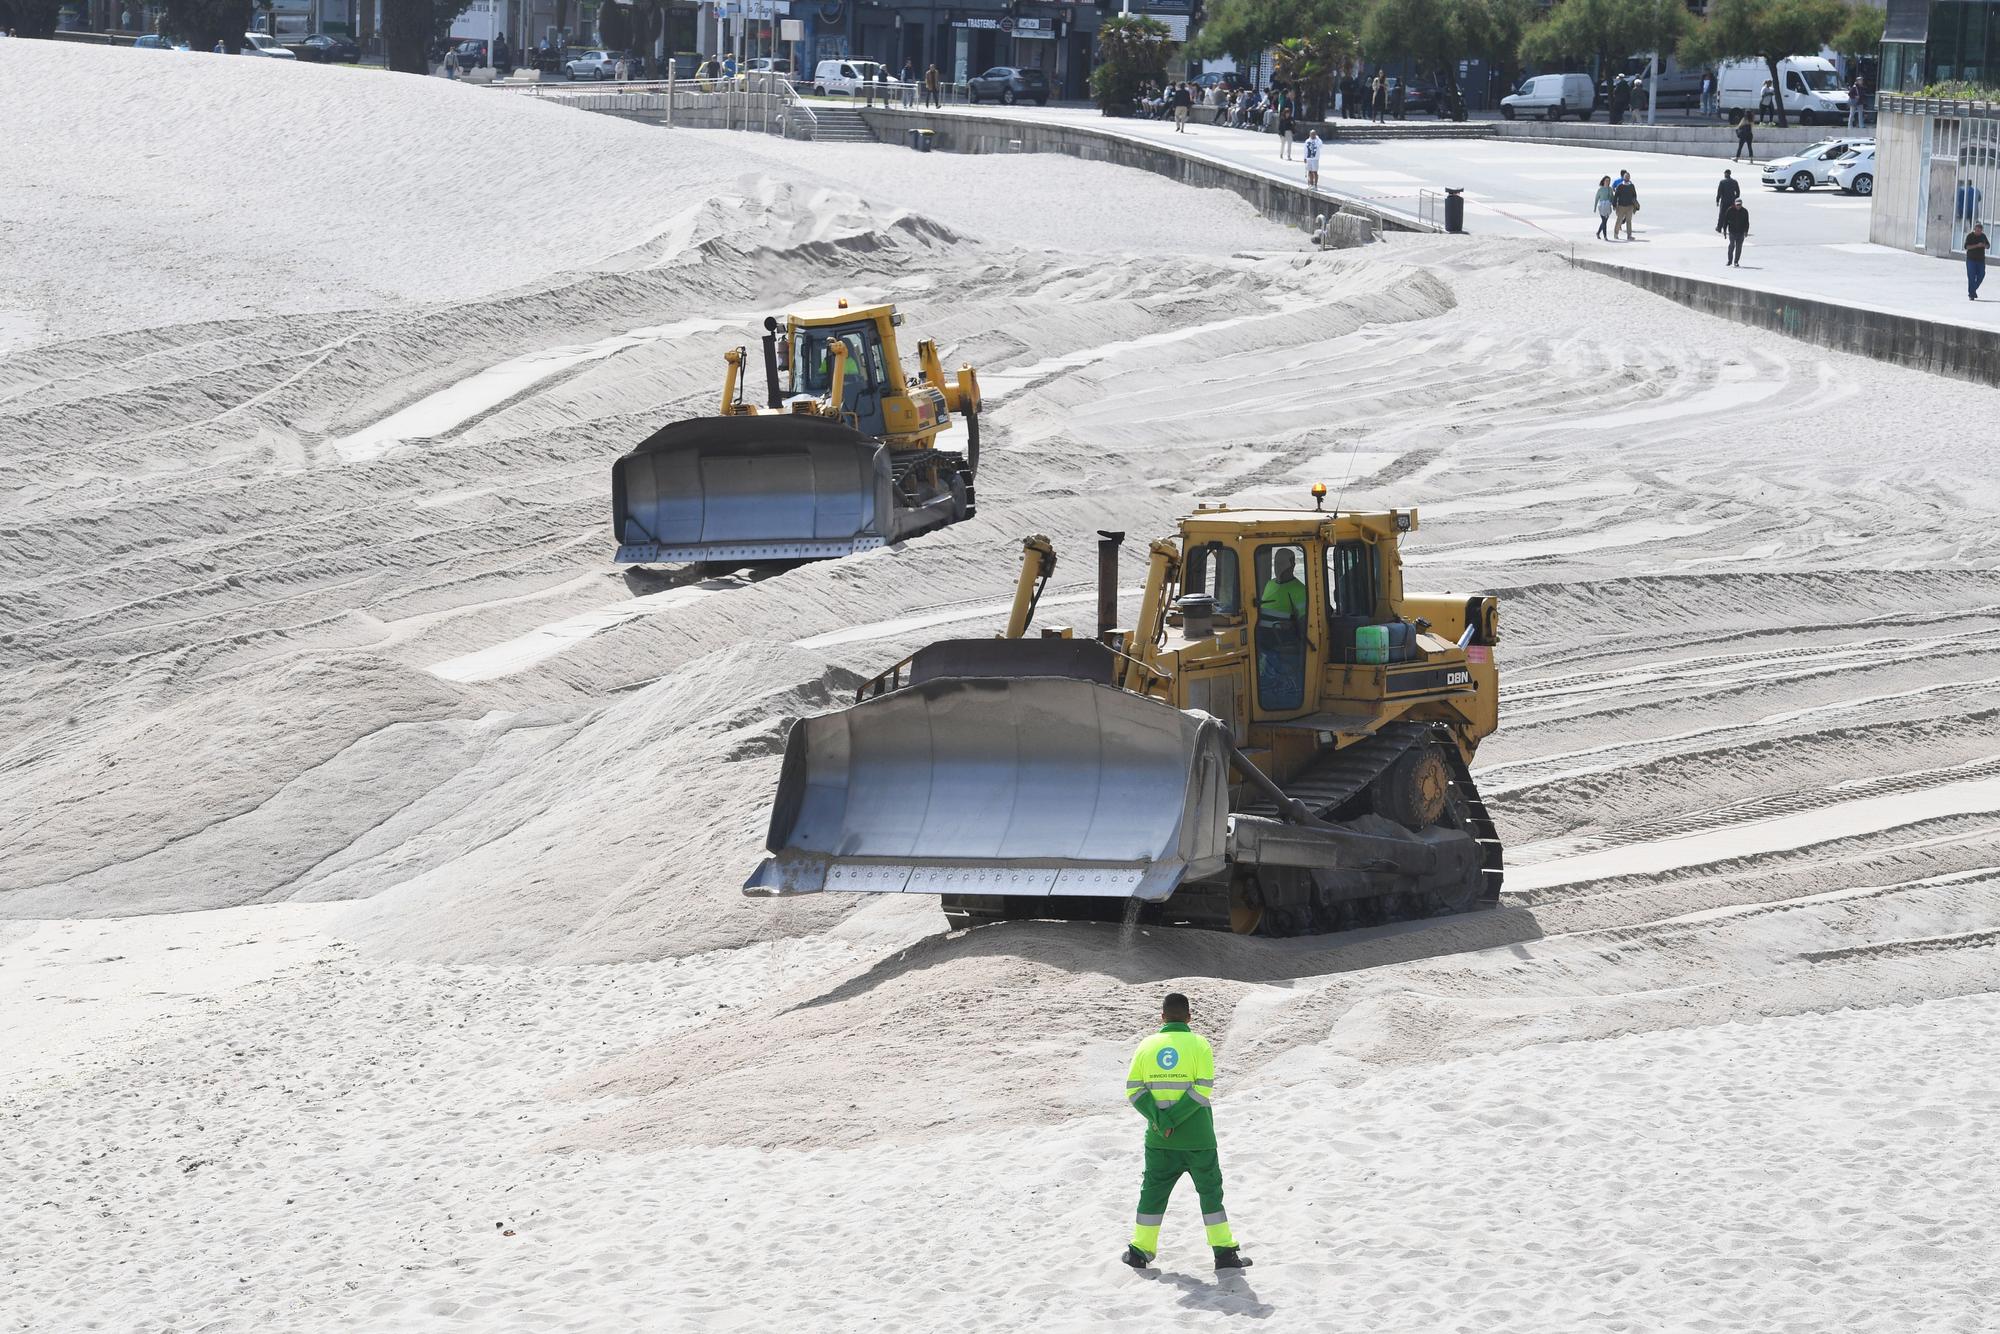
[496,72,820,138]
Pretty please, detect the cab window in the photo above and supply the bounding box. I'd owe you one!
[1327,539,1377,619]
[796,326,875,395]
[1183,542,1242,615]
[1253,543,1310,710]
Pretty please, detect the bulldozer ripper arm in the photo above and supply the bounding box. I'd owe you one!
[1119,539,1182,692]
[720,347,746,415]
[827,338,850,423]
[1005,535,1058,639]
[917,339,981,416]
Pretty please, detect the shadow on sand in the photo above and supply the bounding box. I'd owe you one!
[791,903,1547,1012]
[1145,1266,1274,1318]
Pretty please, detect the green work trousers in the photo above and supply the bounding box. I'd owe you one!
[1130,1144,1236,1256]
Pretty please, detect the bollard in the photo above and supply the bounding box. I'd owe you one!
[1444,187,1465,234]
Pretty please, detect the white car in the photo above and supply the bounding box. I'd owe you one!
[1760,137,1871,192]
[241,32,296,58]
[1500,73,1596,122]
[1829,144,1877,196]
[565,50,625,80]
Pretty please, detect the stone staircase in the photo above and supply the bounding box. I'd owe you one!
[811,104,877,143]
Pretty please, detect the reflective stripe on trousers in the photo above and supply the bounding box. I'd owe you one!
[1130,1145,1236,1251]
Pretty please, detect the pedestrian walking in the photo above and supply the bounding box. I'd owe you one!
[1371,71,1387,123]
[1847,75,1865,128]
[1594,175,1614,239]
[1612,172,1639,240]
[1303,127,1321,188]
[1173,82,1193,132]
[1715,168,1741,232]
[1700,72,1715,118]
[1758,79,1776,125]
[1734,113,1754,161]
[901,60,916,106]
[1279,102,1297,159]
[1968,222,1990,300]
[923,63,940,108]
[443,45,459,78]
[1121,993,1250,1274]
[1723,199,1750,266]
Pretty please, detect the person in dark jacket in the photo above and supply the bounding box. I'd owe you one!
[1968,222,1990,300]
[1734,113,1755,161]
[1724,199,1750,266]
[1611,172,1639,239]
[1715,169,1741,232]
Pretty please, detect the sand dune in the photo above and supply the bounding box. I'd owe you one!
[3,41,1998,1333]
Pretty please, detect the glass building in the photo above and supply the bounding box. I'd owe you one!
[1883,0,2000,90]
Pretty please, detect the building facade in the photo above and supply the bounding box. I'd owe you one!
[1882,0,2000,90]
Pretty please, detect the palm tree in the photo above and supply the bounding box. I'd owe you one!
[1274,28,1353,121]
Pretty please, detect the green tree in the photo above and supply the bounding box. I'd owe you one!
[1091,14,1174,117]
[1683,0,1847,127]
[1273,26,1356,118]
[1190,0,1349,65]
[1478,0,1538,100]
[1831,1,1884,60]
[1363,0,1526,102]
[381,0,473,74]
[0,0,63,38]
[161,0,252,50]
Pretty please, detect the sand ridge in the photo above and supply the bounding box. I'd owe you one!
[3,42,1999,1333]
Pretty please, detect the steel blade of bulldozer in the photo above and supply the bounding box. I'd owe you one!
[612,416,893,563]
[744,678,1233,902]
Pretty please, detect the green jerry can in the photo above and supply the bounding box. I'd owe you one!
[1355,623,1390,665]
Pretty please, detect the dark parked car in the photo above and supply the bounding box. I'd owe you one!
[967,65,1049,106]
[1385,77,1441,116]
[291,33,360,62]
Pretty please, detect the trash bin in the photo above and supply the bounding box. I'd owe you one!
[907,128,934,152]
[1444,187,1465,234]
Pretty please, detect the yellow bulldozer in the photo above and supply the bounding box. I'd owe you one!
[612,300,982,569]
[745,490,1504,936]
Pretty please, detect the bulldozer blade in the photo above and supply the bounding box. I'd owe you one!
[613,416,901,565]
[745,677,1233,902]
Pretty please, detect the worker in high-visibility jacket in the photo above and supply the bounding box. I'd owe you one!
[1122,992,1251,1272]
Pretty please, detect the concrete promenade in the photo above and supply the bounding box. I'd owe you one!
[859,102,2000,381]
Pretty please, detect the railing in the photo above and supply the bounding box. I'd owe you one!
[1416,189,1442,230]
[499,73,819,139]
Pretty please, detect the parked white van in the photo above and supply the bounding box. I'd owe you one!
[812,58,893,96]
[1716,56,1849,125]
[1500,73,1596,121]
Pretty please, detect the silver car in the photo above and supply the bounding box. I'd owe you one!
[565,50,624,80]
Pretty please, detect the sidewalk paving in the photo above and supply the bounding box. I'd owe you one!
[908,102,2000,337]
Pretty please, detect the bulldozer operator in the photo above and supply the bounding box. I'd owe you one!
[800,330,870,397]
[1257,548,1308,708]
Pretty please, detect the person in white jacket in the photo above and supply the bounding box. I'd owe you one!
[1303,129,1322,189]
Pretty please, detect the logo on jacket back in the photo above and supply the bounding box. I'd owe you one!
[1156,1047,1180,1070]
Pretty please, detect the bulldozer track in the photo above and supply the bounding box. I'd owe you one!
[1239,721,1429,821]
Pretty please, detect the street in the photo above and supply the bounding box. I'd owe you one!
[900,101,1998,332]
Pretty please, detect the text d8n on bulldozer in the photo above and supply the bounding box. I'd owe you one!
[746,491,1504,937]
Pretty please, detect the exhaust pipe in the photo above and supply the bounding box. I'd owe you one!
[760,317,784,409]
[1097,530,1124,643]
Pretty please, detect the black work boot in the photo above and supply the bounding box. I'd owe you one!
[1213,1246,1253,1271]
[1123,1245,1155,1269]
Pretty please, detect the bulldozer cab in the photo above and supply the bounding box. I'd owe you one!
[792,312,897,438]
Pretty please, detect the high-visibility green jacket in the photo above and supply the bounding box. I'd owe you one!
[1125,1022,1217,1150]
[1260,576,1307,621]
